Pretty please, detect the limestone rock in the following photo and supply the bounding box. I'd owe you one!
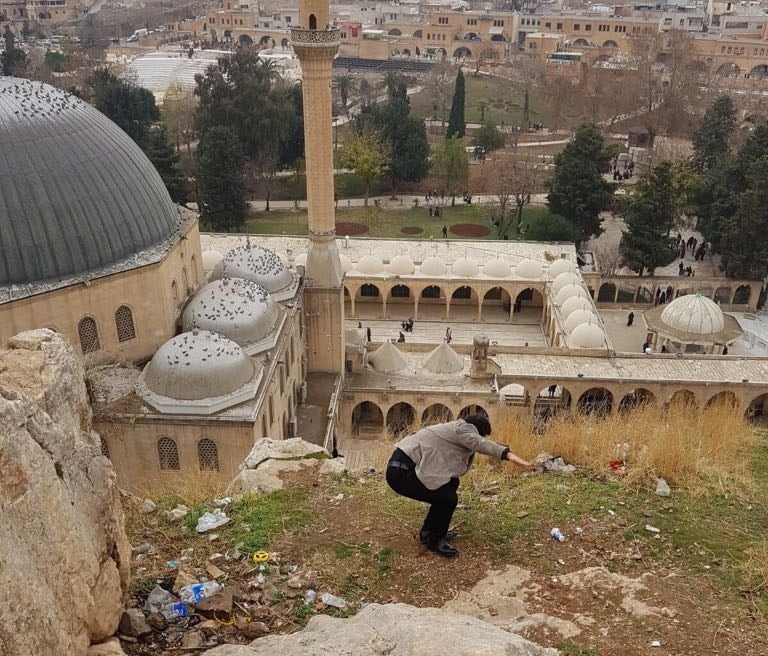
[140,499,157,514]
[87,639,128,656]
[229,460,306,495]
[318,458,346,475]
[242,437,328,469]
[0,330,131,656]
[181,631,205,650]
[118,609,152,638]
[201,603,558,656]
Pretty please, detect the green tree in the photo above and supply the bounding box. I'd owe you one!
[619,162,678,275]
[2,26,28,76]
[280,82,305,170]
[432,135,469,205]
[446,68,465,139]
[475,120,505,154]
[337,130,390,206]
[162,82,196,154]
[547,123,613,246]
[719,166,768,279]
[333,73,357,114]
[380,71,403,99]
[143,125,187,204]
[197,126,247,232]
[524,212,576,242]
[692,94,736,172]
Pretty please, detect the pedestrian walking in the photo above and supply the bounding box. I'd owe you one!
[445,327,452,343]
[442,224,448,238]
[366,326,372,342]
[627,311,634,327]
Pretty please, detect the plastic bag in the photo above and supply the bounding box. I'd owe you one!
[196,508,230,533]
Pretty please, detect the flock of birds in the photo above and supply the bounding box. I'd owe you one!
[1,78,80,121]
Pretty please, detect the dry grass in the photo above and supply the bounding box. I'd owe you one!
[138,470,228,507]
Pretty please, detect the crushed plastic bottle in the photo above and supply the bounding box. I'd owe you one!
[320,592,348,609]
[178,581,223,605]
[161,602,189,621]
[550,528,566,542]
[304,589,317,603]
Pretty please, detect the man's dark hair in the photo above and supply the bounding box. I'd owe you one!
[464,414,491,437]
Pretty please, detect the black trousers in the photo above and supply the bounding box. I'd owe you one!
[386,449,459,543]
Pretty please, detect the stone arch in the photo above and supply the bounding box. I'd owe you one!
[482,286,512,320]
[209,28,218,41]
[749,64,768,79]
[705,391,739,409]
[358,283,381,298]
[388,284,412,299]
[574,38,589,46]
[309,14,317,30]
[388,28,402,36]
[617,283,636,303]
[618,388,655,413]
[597,282,616,302]
[668,389,697,408]
[421,403,453,426]
[533,384,572,421]
[402,48,411,56]
[239,34,253,47]
[636,286,653,304]
[464,32,479,41]
[223,29,232,39]
[745,393,768,423]
[514,287,543,317]
[458,404,488,420]
[452,285,477,302]
[454,46,472,59]
[386,402,416,436]
[421,285,442,299]
[197,438,219,471]
[577,388,613,416]
[437,48,447,60]
[391,49,400,56]
[490,34,506,42]
[716,62,740,77]
[714,286,731,304]
[733,284,750,305]
[603,40,618,48]
[413,29,422,38]
[259,34,271,46]
[352,401,383,436]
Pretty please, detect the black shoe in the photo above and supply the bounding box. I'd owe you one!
[426,538,459,557]
[420,530,458,545]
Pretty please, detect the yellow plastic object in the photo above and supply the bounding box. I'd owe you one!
[252,550,270,564]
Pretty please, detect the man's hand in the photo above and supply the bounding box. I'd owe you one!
[506,451,533,469]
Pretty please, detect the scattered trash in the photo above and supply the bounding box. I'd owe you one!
[161,602,189,621]
[550,528,566,542]
[575,527,583,535]
[557,559,566,565]
[645,525,661,534]
[655,478,671,497]
[535,453,576,474]
[650,640,661,648]
[196,508,231,533]
[144,586,178,614]
[331,493,344,502]
[167,505,189,522]
[178,581,224,605]
[607,510,616,516]
[252,550,270,565]
[609,460,627,476]
[213,497,233,507]
[206,561,226,579]
[166,560,179,570]
[304,589,317,603]
[140,499,157,514]
[133,543,154,555]
[320,592,348,609]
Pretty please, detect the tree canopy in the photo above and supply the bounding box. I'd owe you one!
[197,126,248,232]
[475,121,505,154]
[547,123,613,245]
[446,68,465,139]
[692,95,736,172]
[1,27,28,76]
[432,136,469,202]
[337,130,390,206]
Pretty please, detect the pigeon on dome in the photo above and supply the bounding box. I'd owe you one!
[368,341,408,372]
[423,342,464,374]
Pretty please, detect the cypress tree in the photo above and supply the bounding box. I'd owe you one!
[692,95,736,172]
[446,69,465,139]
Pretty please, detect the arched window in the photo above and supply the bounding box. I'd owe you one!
[197,438,219,471]
[268,396,274,424]
[191,255,198,285]
[309,13,317,29]
[78,316,100,354]
[171,280,179,310]
[115,305,136,342]
[182,267,189,298]
[158,437,180,470]
[100,437,111,459]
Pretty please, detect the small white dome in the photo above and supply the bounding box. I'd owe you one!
[357,254,385,274]
[276,252,289,265]
[555,283,588,306]
[484,259,511,278]
[515,259,543,279]
[293,253,307,267]
[551,271,582,295]
[420,256,447,276]
[548,259,577,278]
[202,250,223,272]
[368,341,408,372]
[215,244,294,294]
[570,323,606,349]
[560,296,593,319]
[452,258,480,277]
[388,255,416,275]
[565,309,597,333]
[423,342,464,374]
[143,330,255,400]
[182,278,279,349]
[661,293,725,334]
[339,254,354,273]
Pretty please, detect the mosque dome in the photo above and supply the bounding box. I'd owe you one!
[452,258,480,277]
[293,253,307,268]
[514,259,544,279]
[339,254,354,273]
[420,256,448,276]
[560,296,593,319]
[0,77,181,285]
[142,330,255,401]
[570,323,606,349]
[357,255,385,274]
[660,293,725,335]
[388,255,416,275]
[182,278,279,350]
[551,271,582,295]
[215,244,295,295]
[202,251,223,273]
[564,309,597,333]
[547,259,577,279]
[483,259,511,278]
[555,283,588,306]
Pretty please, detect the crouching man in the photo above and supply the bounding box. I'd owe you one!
[386,414,532,557]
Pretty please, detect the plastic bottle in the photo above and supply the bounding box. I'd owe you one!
[178,581,223,604]
[161,602,189,621]
[550,528,566,542]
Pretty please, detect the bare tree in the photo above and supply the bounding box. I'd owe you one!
[474,45,497,76]
[425,59,456,125]
[509,56,546,126]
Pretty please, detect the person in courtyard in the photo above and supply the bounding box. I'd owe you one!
[442,225,448,238]
[366,327,372,342]
[548,384,557,397]
[627,311,634,327]
[397,331,405,343]
[445,327,452,343]
[386,415,532,556]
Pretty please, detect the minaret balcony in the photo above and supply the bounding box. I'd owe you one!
[290,27,341,49]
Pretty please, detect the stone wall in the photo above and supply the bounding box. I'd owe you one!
[0,330,131,655]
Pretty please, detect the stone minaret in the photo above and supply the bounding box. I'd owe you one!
[291,1,345,374]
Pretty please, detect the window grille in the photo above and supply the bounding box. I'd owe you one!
[100,437,110,459]
[197,439,219,471]
[115,306,136,342]
[78,317,100,354]
[158,437,180,470]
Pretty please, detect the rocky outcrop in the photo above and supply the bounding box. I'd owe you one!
[201,603,558,656]
[0,330,131,656]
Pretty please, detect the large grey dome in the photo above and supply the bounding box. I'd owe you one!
[0,77,181,285]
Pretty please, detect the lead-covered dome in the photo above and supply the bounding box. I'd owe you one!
[661,293,725,335]
[0,77,181,285]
